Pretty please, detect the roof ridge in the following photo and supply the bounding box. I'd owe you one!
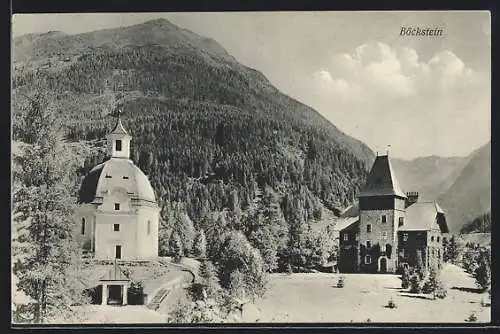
[386,156,405,197]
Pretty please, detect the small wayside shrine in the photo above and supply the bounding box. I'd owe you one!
[99,260,131,306]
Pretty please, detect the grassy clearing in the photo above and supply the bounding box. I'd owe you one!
[49,263,490,324]
[241,264,490,323]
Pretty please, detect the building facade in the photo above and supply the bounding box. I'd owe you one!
[337,154,450,274]
[74,113,160,260]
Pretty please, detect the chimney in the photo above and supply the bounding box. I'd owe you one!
[405,192,419,208]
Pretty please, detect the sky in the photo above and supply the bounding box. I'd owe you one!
[12,11,491,160]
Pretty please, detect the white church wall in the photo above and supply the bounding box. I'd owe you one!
[94,212,138,260]
[73,204,96,251]
[99,187,133,213]
[135,205,160,259]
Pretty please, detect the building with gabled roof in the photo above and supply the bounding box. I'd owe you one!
[337,153,450,273]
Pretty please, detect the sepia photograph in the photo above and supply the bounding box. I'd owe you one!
[11,11,491,325]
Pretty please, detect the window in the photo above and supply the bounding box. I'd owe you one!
[81,218,86,235]
[147,220,151,235]
[115,203,120,211]
[105,174,112,178]
[114,224,120,232]
[123,176,129,179]
[381,231,387,239]
[343,233,348,241]
[403,233,408,241]
[437,236,440,242]
[115,140,122,151]
[366,240,371,248]
[115,245,122,259]
[431,236,434,242]
[381,215,387,223]
[398,217,404,226]
[366,224,372,233]
[365,255,372,264]
[443,237,447,243]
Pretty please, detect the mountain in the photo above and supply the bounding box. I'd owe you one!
[12,18,375,226]
[437,141,491,233]
[13,19,233,63]
[391,155,470,201]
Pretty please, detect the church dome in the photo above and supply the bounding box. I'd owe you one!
[78,158,156,204]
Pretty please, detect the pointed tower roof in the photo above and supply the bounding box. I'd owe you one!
[109,110,130,136]
[359,154,406,198]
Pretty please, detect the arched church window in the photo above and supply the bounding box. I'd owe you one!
[81,218,85,235]
[116,140,122,151]
[147,220,151,235]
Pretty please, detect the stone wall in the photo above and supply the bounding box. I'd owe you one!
[359,207,404,273]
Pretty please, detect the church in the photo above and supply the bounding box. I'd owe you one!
[74,113,159,261]
[336,153,450,274]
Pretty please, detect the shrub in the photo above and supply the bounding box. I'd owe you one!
[286,263,293,275]
[466,312,478,322]
[337,276,345,288]
[422,267,447,299]
[401,266,410,289]
[435,286,447,299]
[409,274,422,294]
[386,298,397,309]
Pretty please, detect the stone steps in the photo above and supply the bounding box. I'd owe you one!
[147,288,170,311]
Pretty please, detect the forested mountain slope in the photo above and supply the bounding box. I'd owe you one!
[12,19,375,271]
[438,141,491,233]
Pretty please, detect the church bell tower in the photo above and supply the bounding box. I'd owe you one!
[106,110,132,159]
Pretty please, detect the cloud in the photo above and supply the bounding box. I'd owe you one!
[299,42,490,159]
[313,42,485,101]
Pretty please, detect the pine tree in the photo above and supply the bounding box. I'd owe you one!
[416,249,425,280]
[198,260,220,298]
[193,230,207,259]
[401,266,411,289]
[425,265,447,299]
[168,202,196,256]
[168,231,183,260]
[423,267,440,299]
[474,248,491,291]
[446,236,460,264]
[12,91,86,323]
